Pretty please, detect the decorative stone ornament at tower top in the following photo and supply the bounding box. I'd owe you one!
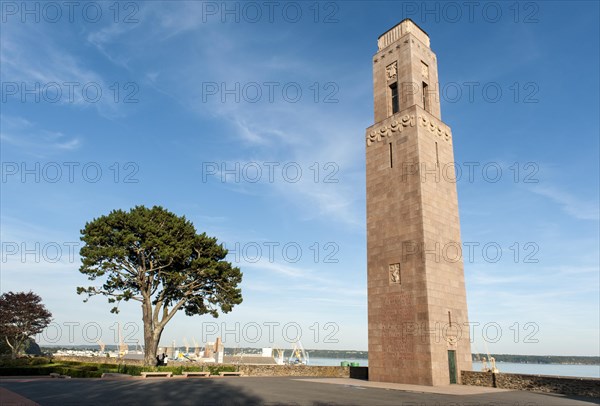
[386,62,398,80]
[366,18,472,386]
[421,61,429,79]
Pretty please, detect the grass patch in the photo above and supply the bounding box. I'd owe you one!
[0,358,239,378]
[0,357,53,367]
[0,357,121,377]
[119,364,238,376]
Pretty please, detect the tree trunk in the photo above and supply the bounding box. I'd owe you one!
[143,334,156,366]
[141,300,164,366]
[142,302,155,365]
[5,337,18,359]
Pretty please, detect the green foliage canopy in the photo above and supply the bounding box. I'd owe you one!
[0,291,52,358]
[77,206,242,364]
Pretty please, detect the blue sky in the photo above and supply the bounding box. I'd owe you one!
[1,1,598,356]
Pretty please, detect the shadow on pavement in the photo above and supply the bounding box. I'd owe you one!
[0,378,264,406]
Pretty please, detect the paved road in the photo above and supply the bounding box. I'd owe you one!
[0,376,597,406]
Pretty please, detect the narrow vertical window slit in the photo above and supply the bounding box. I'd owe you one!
[423,82,430,112]
[390,83,399,114]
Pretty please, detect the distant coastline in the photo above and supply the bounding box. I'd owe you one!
[471,353,600,366]
[40,346,600,366]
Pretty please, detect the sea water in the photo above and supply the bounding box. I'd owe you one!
[309,358,600,378]
[472,361,600,378]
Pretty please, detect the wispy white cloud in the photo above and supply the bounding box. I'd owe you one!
[78,3,368,228]
[241,258,363,299]
[0,115,81,156]
[232,119,271,146]
[469,272,535,286]
[531,185,599,221]
[303,297,365,308]
[242,259,316,279]
[1,23,125,118]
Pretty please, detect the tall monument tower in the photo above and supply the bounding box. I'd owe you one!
[366,19,472,386]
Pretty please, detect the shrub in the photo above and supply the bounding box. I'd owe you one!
[206,365,237,375]
[119,364,145,376]
[57,368,102,378]
[0,357,52,368]
[0,360,238,378]
[29,357,52,365]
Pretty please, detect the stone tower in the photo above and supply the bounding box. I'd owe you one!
[366,19,472,386]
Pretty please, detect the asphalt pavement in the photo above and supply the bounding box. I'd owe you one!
[0,376,597,406]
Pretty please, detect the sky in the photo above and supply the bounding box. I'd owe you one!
[1,1,598,357]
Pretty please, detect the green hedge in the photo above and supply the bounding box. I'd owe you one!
[0,360,239,378]
[0,365,103,378]
[0,360,117,378]
[0,366,52,376]
[60,361,120,369]
[206,365,238,375]
[119,364,237,376]
[0,357,52,367]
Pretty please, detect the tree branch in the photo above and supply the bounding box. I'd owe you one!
[5,336,15,350]
[85,288,143,303]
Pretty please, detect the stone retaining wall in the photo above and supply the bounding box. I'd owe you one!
[53,356,349,378]
[462,370,599,398]
[462,370,495,387]
[238,365,349,377]
[55,356,144,365]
